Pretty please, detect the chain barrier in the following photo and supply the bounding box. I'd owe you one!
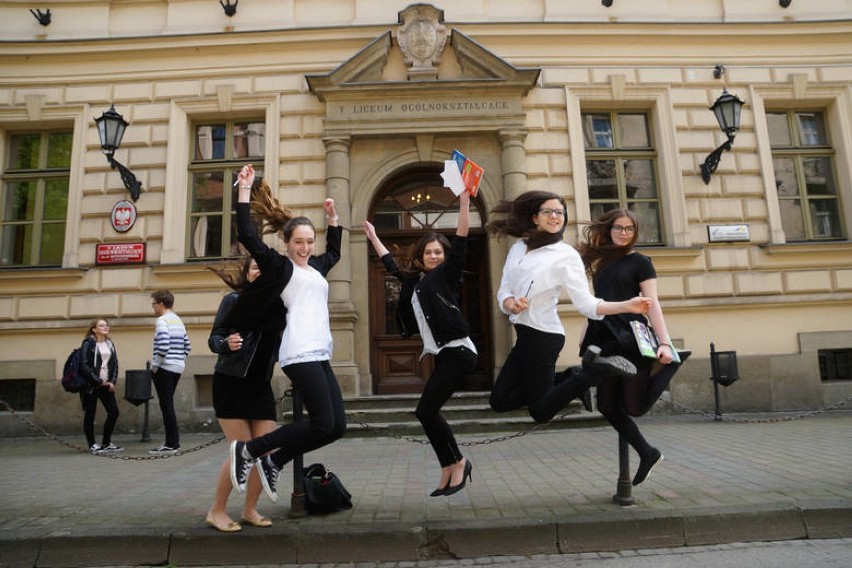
[0,394,286,461]
[658,395,851,424]
[3,394,850,457]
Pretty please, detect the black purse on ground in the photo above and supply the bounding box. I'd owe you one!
[302,463,353,514]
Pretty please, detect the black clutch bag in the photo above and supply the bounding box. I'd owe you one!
[302,463,353,514]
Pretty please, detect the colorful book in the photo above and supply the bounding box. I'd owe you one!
[630,320,681,364]
[450,150,484,197]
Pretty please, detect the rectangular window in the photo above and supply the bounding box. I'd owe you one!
[0,378,36,412]
[188,120,265,260]
[768,110,844,241]
[582,112,662,244]
[1,131,71,266]
[818,349,851,381]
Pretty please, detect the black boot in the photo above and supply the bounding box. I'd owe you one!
[582,345,637,379]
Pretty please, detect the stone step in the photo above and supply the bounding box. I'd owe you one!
[280,390,607,438]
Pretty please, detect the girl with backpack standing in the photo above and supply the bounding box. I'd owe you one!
[78,319,121,454]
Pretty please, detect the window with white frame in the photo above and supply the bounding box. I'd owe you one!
[1,131,71,266]
[767,110,844,241]
[582,112,663,245]
[187,120,265,260]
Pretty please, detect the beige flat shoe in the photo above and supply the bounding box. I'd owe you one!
[205,513,242,533]
[240,515,273,528]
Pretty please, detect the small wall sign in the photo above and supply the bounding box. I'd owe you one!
[707,224,750,243]
[111,200,137,233]
[96,242,146,265]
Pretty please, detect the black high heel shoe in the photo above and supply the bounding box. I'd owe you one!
[443,460,473,496]
[429,484,448,497]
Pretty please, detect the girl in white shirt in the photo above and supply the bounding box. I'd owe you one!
[228,164,345,506]
[486,190,651,423]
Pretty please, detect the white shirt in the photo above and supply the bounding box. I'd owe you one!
[411,293,477,358]
[279,260,333,367]
[497,239,603,335]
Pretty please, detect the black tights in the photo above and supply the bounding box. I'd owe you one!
[593,338,673,459]
[490,325,597,424]
[416,346,477,467]
[247,360,346,468]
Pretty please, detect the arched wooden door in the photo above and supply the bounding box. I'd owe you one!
[367,165,493,395]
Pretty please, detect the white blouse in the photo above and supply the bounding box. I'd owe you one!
[278,260,333,367]
[497,239,603,336]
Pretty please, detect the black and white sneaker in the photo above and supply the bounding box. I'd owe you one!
[258,455,281,503]
[101,444,124,453]
[148,445,179,456]
[89,443,103,454]
[582,345,637,378]
[230,440,256,493]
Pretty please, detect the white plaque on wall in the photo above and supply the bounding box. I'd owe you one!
[707,224,750,243]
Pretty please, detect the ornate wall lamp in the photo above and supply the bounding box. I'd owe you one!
[779,0,792,8]
[29,9,51,26]
[95,106,142,201]
[220,0,238,16]
[700,90,746,185]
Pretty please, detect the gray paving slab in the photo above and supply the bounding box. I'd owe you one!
[0,413,850,567]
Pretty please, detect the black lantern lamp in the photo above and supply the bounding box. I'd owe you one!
[95,105,142,201]
[700,90,746,185]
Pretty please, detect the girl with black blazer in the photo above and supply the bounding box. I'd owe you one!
[364,189,475,497]
[78,318,121,454]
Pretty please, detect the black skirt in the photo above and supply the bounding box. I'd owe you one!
[212,371,276,420]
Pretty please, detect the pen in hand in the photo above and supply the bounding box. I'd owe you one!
[525,280,534,297]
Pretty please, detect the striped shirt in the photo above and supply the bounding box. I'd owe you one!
[152,312,191,373]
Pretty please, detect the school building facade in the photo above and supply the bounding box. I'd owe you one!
[1,1,850,436]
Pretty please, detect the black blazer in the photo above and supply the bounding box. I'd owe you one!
[382,233,470,346]
[221,202,341,333]
[79,337,118,390]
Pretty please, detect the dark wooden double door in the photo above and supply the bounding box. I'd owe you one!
[367,232,493,394]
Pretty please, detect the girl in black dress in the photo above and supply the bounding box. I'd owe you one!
[578,209,687,486]
[205,256,281,532]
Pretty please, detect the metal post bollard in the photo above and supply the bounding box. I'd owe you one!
[612,435,635,506]
[287,388,308,518]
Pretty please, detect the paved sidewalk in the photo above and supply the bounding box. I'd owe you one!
[0,413,850,568]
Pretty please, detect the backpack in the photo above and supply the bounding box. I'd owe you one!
[60,348,88,393]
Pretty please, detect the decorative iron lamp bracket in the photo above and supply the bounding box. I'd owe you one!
[700,133,735,185]
[106,153,142,201]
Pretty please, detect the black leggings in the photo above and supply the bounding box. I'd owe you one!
[490,325,597,423]
[416,346,477,467]
[79,387,119,447]
[593,336,665,459]
[247,360,346,468]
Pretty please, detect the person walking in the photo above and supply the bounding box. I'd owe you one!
[78,318,122,454]
[203,256,280,532]
[576,209,689,486]
[363,188,475,497]
[486,190,651,424]
[149,289,191,456]
[228,164,346,504]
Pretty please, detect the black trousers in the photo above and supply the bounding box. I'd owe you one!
[248,360,346,468]
[416,346,477,467]
[79,387,119,447]
[152,369,181,448]
[490,324,596,423]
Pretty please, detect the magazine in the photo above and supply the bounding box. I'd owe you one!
[450,150,484,197]
[629,320,681,364]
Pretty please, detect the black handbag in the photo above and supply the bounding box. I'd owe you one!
[302,463,353,514]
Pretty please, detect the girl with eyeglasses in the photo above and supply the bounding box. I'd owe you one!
[363,188,475,497]
[576,209,688,486]
[486,190,652,425]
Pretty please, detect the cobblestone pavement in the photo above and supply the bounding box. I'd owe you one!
[0,413,850,567]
